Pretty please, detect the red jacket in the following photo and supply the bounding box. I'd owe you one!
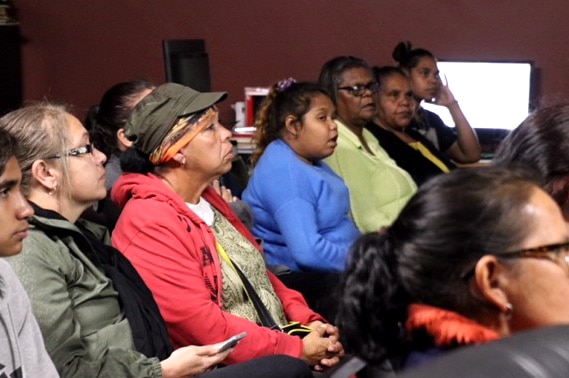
[111,173,323,364]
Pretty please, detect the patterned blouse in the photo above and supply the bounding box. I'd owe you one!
[212,208,288,326]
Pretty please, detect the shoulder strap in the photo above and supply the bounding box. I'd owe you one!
[216,240,282,331]
[81,225,174,359]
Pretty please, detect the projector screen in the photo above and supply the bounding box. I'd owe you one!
[421,61,534,130]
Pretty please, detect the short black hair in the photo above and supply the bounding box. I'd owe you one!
[392,40,435,71]
[0,127,17,176]
[85,80,155,158]
[494,103,569,219]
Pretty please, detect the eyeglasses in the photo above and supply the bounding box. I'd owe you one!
[461,241,569,279]
[499,241,569,267]
[46,144,94,159]
[337,82,380,97]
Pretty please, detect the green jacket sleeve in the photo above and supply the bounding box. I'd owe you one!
[7,230,162,378]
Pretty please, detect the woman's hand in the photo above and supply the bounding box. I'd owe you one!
[433,82,458,108]
[212,179,237,203]
[301,322,344,370]
[160,344,232,378]
[432,75,481,163]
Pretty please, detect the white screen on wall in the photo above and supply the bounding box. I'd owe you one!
[421,61,533,130]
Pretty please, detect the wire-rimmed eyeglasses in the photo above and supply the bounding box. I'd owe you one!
[46,144,94,160]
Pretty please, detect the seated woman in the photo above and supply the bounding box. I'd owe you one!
[318,56,417,233]
[493,103,569,221]
[365,66,455,186]
[0,127,58,378]
[86,80,155,189]
[393,41,481,164]
[84,80,155,231]
[85,80,253,232]
[243,79,360,273]
[337,166,569,373]
[111,83,343,368]
[0,104,313,378]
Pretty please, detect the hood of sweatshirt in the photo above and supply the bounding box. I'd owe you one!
[0,261,23,377]
[111,172,253,243]
[112,173,176,209]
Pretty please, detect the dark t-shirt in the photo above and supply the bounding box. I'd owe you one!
[410,108,457,153]
[365,123,455,186]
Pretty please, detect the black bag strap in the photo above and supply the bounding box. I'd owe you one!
[216,240,282,331]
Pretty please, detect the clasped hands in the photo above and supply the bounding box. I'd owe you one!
[303,320,344,371]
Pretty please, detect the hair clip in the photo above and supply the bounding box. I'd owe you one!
[276,77,297,93]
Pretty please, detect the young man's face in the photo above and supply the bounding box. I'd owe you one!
[0,156,33,256]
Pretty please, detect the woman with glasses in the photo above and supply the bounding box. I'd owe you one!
[337,165,569,374]
[393,41,481,164]
[83,80,155,231]
[318,56,416,233]
[365,66,455,186]
[0,104,314,378]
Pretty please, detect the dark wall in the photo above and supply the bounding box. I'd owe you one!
[0,25,22,116]
[13,1,569,123]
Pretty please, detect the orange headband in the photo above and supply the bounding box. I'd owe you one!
[150,107,217,165]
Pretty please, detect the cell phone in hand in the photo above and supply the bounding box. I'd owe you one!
[217,332,247,353]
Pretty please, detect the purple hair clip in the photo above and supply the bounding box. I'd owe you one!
[276,77,297,93]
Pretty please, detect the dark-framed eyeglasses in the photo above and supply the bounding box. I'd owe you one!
[46,144,94,159]
[498,241,569,265]
[461,241,569,280]
[337,82,380,97]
